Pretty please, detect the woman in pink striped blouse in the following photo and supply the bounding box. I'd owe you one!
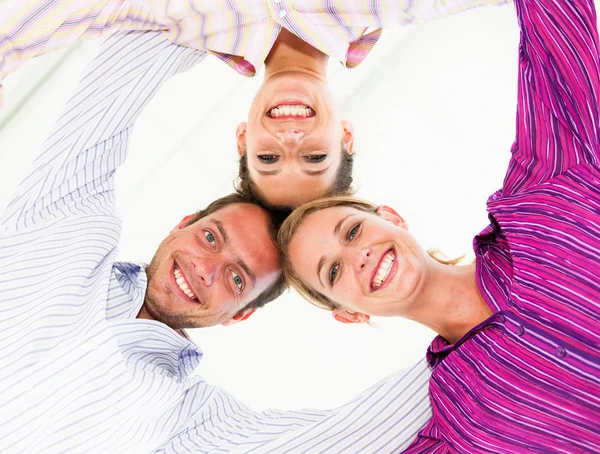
[277,0,600,451]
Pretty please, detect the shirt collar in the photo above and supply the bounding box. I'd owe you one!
[107,262,203,381]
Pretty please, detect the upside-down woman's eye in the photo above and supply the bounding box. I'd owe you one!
[347,223,361,242]
[204,231,216,245]
[329,263,339,285]
[231,271,244,291]
[305,154,326,163]
[258,154,279,164]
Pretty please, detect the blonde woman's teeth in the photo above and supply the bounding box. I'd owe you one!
[373,251,395,290]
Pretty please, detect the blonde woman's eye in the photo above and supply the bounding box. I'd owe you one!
[329,264,339,286]
[231,271,244,291]
[348,223,361,242]
[204,231,216,246]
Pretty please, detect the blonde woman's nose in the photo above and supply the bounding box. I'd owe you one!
[351,247,371,272]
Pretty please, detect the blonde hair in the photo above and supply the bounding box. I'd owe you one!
[277,195,464,312]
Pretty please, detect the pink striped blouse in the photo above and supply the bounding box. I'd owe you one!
[404,0,600,452]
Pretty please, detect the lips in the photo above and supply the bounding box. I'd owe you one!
[172,263,200,302]
[370,248,397,292]
[266,103,315,119]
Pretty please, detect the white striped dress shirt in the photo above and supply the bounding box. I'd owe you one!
[0,0,506,104]
[0,30,432,453]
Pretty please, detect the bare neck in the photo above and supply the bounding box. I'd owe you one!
[264,28,329,80]
[406,262,493,344]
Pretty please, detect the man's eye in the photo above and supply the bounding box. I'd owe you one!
[347,223,361,242]
[305,154,326,163]
[204,231,216,246]
[329,263,339,286]
[231,271,244,291]
[258,154,279,164]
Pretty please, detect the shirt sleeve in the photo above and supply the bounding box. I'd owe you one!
[0,31,206,232]
[0,0,173,105]
[502,0,599,195]
[397,0,507,23]
[154,359,432,454]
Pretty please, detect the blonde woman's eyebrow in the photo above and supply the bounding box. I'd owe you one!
[317,256,326,288]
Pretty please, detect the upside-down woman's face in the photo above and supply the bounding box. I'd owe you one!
[288,206,429,318]
[237,71,354,207]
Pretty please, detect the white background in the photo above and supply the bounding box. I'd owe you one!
[0,5,520,411]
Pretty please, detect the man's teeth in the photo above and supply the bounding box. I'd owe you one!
[174,267,197,300]
[373,251,395,289]
[268,105,314,118]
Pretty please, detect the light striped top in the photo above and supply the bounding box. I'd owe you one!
[0,30,433,453]
[0,0,506,104]
[403,0,600,452]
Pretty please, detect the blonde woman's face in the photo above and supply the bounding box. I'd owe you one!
[288,206,428,317]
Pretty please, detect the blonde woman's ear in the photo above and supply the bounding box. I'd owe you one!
[376,205,407,229]
[332,308,370,324]
[235,122,248,157]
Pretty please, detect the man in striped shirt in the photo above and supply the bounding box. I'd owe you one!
[0,28,433,453]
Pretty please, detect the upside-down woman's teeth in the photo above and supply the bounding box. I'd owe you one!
[174,267,197,300]
[268,105,314,118]
[373,251,395,289]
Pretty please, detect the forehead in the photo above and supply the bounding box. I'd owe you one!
[288,206,359,276]
[203,203,280,267]
[296,206,362,236]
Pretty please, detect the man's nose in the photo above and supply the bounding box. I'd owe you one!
[275,128,304,144]
[191,258,216,286]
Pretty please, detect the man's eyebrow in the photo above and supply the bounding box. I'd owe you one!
[213,220,256,286]
[213,220,229,244]
[237,259,257,286]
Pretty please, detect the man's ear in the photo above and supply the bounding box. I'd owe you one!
[376,205,407,229]
[236,122,248,157]
[171,214,196,234]
[341,120,355,155]
[332,308,370,324]
[222,307,256,326]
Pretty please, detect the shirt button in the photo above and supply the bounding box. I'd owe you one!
[516,325,525,336]
[497,314,505,323]
[556,346,566,358]
[279,10,287,18]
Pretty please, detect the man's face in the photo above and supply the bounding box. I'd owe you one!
[142,203,281,329]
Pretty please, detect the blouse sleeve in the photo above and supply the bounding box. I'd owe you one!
[502,0,599,195]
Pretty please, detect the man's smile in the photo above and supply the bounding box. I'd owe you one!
[172,263,201,303]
